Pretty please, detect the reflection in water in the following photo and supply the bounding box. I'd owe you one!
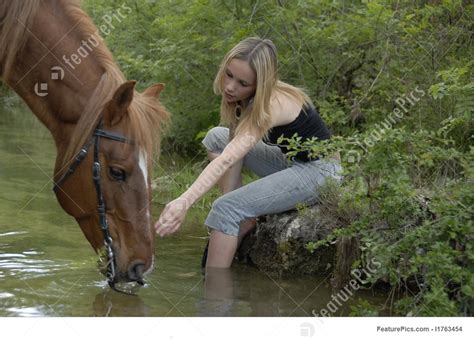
[197,267,235,316]
[196,266,336,316]
[92,290,151,317]
[195,264,390,316]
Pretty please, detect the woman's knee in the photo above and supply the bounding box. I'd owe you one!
[210,194,243,224]
[211,194,233,215]
[202,126,229,154]
[206,195,242,237]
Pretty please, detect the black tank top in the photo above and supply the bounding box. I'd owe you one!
[263,105,331,162]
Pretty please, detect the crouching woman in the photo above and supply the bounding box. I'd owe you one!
[155,37,342,268]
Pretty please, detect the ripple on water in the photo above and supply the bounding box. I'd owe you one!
[0,231,28,237]
[22,250,43,255]
[6,307,45,317]
[0,252,71,279]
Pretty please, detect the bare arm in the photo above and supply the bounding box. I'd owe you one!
[220,121,244,193]
[155,126,261,236]
[182,128,260,206]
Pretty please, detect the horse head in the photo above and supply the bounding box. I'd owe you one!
[54,80,165,285]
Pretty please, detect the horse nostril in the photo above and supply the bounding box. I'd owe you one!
[128,261,145,285]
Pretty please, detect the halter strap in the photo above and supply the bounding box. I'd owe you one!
[94,129,134,144]
[53,126,132,192]
[52,121,137,294]
[53,142,92,192]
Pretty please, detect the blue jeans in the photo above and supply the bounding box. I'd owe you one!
[202,127,343,237]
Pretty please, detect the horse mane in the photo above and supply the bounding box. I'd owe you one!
[0,0,170,167]
[0,0,41,81]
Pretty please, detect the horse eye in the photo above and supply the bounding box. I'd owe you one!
[109,167,127,181]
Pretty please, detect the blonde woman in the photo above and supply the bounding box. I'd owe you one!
[155,37,342,268]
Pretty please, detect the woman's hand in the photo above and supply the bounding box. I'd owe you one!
[154,197,190,237]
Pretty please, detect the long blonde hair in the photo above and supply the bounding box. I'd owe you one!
[213,37,312,138]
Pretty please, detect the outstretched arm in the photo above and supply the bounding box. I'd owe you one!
[155,127,261,236]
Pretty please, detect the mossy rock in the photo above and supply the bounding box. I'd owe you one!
[237,206,336,276]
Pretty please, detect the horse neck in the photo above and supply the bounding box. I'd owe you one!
[3,1,105,155]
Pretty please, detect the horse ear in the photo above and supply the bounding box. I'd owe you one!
[143,83,164,98]
[104,80,136,126]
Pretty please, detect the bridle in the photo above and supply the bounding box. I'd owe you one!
[53,120,135,294]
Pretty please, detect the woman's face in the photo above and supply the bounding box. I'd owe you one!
[223,58,256,103]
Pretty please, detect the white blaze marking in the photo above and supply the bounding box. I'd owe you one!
[138,150,150,220]
[139,151,154,276]
[138,150,148,188]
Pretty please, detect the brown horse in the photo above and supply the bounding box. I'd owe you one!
[0,0,169,288]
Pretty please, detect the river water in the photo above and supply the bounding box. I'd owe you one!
[0,94,388,317]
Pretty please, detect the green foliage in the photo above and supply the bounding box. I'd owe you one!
[299,125,472,315]
[349,299,380,317]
